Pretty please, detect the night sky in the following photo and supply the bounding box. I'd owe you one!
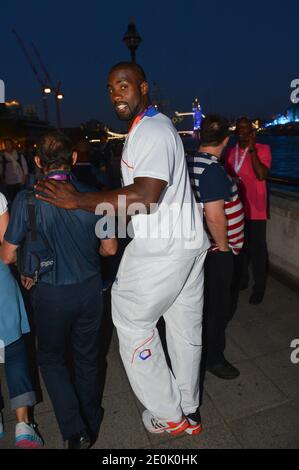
[1,0,298,130]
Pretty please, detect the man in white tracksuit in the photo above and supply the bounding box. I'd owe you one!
[36,62,210,436]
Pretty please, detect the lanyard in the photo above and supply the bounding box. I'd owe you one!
[45,171,72,181]
[128,105,159,133]
[234,143,248,174]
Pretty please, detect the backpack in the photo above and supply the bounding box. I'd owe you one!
[17,190,55,282]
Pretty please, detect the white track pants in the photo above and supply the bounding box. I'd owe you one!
[112,250,206,422]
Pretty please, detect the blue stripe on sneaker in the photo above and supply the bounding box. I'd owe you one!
[16,433,41,443]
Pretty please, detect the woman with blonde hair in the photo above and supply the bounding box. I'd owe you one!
[0,191,43,448]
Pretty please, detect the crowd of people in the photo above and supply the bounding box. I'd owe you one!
[0,62,272,449]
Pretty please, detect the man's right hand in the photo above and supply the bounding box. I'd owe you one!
[35,180,79,209]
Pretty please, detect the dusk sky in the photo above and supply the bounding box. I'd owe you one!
[1,0,298,130]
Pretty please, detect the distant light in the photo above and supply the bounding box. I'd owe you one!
[44,87,52,94]
[5,100,20,107]
[192,98,202,131]
[107,130,127,139]
[57,93,64,100]
[178,131,194,135]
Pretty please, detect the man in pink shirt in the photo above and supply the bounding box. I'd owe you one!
[225,117,272,304]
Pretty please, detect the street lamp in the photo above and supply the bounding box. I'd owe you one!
[123,19,142,63]
[42,87,51,122]
[55,85,64,129]
[41,86,64,127]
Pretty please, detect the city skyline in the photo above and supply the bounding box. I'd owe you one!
[1,0,298,129]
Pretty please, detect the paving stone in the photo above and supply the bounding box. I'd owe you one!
[204,360,287,422]
[1,275,298,449]
[227,283,299,358]
[200,391,226,429]
[230,404,299,449]
[35,411,64,449]
[230,277,299,329]
[227,319,292,359]
[224,335,249,363]
[93,392,150,449]
[254,348,299,400]
[107,327,119,354]
[151,424,242,449]
[0,419,15,449]
[290,399,299,413]
[102,350,131,397]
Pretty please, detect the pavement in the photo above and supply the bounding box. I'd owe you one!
[0,274,299,449]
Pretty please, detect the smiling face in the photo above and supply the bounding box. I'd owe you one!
[107,66,149,122]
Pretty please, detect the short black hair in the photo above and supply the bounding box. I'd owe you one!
[108,62,147,82]
[236,116,253,128]
[200,115,230,147]
[37,132,73,170]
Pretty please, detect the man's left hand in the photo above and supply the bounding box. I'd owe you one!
[35,180,79,209]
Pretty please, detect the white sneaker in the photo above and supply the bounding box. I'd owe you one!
[15,422,44,449]
[142,410,189,435]
[0,412,4,439]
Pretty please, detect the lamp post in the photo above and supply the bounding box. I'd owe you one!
[42,86,51,122]
[43,83,64,128]
[55,92,64,129]
[55,81,64,129]
[123,19,142,63]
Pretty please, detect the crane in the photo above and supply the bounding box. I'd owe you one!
[12,29,64,127]
[31,42,64,128]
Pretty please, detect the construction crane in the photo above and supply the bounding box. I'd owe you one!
[31,42,64,128]
[12,29,64,127]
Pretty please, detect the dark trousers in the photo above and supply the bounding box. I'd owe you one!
[31,274,103,441]
[238,220,268,295]
[203,251,234,366]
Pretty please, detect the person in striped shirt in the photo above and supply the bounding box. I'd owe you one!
[188,115,244,380]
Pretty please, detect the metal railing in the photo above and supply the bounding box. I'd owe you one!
[267,175,299,188]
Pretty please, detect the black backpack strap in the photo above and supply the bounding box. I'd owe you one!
[27,190,38,241]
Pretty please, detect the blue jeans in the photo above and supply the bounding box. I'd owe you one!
[1,337,36,411]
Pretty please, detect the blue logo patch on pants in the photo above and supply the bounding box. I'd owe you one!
[139,349,152,361]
